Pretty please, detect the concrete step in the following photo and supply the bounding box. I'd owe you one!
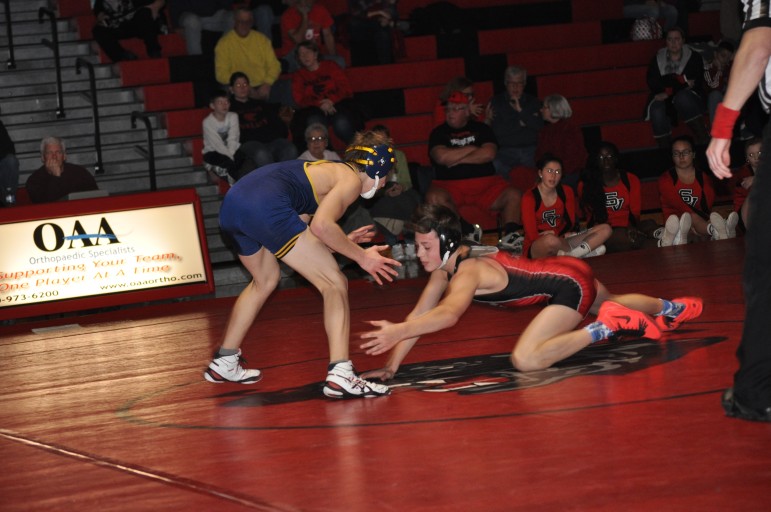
[0,63,114,88]
[16,140,184,170]
[0,88,136,115]
[12,128,166,155]
[0,76,123,100]
[4,100,142,127]
[0,52,100,71]
[9,116,161,145]
[1,29,80,46]
[8,40,93,62]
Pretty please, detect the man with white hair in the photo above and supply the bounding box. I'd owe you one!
[25,137,98,203]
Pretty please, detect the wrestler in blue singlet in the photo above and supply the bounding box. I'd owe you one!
[219,159,353,258]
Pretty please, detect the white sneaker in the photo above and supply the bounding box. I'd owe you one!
[204,349,262,384]
[726,211,739,238]
[499,232,524,253]
[567,242,591,258]
[585,244,606,257]
[391,243,405,261]
[464,224,483,244]
[323,360,391,399]
[676,213,692,246]
[653,226,664,240]
[659,215,679,247]
[404,242,417,260]
[710,212,728,240]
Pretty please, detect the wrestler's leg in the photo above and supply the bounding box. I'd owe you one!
[511,304,586,371]
[589,281,663,316]
[220,247,281,350]
[280,229,351,362]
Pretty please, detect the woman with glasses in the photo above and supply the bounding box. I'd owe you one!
[657,135,738,245]
[290,40,364,152]
[579,142,651,253]
[298,123,341,161]
[521,154,611,259]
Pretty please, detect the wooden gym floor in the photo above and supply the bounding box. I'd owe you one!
[1,238,770,511]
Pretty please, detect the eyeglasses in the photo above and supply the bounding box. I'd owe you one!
[748,151,762,159]
[598,155,615,160]
[445,105,467,112]
[307,136,327,142]
[672,150,693,158]
[543,168,562,175]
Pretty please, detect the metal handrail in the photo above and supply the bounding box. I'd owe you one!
[3,0,16,69]
[130,111,157,191]
[38,7,65,118]
[75,57,105,175]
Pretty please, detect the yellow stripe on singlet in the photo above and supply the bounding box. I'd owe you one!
[275,232,302,260]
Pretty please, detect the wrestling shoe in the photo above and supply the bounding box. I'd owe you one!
[710,212,728,240]
[585,244,606,257]
[654,296,703,331]
[323,360,391,399]
[658,215,679,247]
[204,349,263,384]
[676,213,691,245]
[596,301,661,340]
[722,388,771,422]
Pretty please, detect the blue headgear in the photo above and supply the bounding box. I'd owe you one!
[345,144,395,179]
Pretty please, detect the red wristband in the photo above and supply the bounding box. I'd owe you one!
[710,103,740,140]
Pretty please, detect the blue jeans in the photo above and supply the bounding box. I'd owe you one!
[178,9,233,55]
[649,89,704,138]
[0,153,19,205]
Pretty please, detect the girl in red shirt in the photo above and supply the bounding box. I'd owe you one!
[521,155,611,258]
[579,142,645,252]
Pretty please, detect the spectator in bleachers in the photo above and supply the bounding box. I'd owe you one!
[704,40,735,127]
[486,66,544,178]
[579,142,652,253]
[0,119,19,206]
[298,123,341,161]
[656,135,738,246]
[365,124,420,262]
[229,72,297,172]
[623,0,678,32]
[346,0,398,65]
[427,91,524,250]
[279,0,345,72]
[25,137,99,204]
[733,137,761,229]
[433,77,485,126]
[521,154,611,259]
[535,94,587,190]
[202,91,251,184]
[290,41,364,152]
[645,26,708,148]
[215,8,293,106]
[250,0,287,41]
[92,0,167,62]
[168,0,234,56]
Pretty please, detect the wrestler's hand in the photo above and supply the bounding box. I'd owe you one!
[360,367,396,381]
[707,137,733,180]
[347,224,377,244]
[360,320,403,355]
[359,245,400,285]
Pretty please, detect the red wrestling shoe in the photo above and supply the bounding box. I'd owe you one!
[597,301,662,340]
[655,297,703,331]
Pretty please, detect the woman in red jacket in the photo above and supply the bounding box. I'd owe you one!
[290,40,364,151]
[521,154,610,259]
[579,141,645,253]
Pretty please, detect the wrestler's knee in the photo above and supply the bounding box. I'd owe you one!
[510,346,547,372]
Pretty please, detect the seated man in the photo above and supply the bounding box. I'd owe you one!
[427,91,523,249]
[167,0,235,56]
[215,8,293,106]
[26,137,99,203]
[229,72,297,176]
[92,0,166,62]
[359,204,702,380]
